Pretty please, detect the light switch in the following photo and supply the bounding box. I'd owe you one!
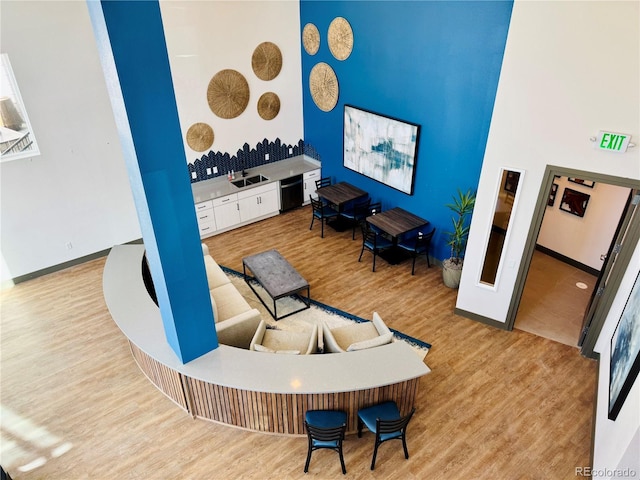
[206,168,212,175]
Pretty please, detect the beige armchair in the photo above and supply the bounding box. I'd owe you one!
[322,312,393,353]
[250,320,318,355]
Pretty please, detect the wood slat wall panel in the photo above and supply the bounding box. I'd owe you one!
[176,372,419,435]
[130,343,188,411]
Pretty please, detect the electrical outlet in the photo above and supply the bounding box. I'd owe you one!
[191,172,197,179]
[206,168,212,175]
[213,166,218,174]
[265,153,269,160]
[289,147,293,154]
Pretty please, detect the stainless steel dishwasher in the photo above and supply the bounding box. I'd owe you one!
[280,174,303,212]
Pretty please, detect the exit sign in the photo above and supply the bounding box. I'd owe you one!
[595,130,631,153]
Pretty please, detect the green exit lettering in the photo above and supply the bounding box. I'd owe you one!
[600,133,626,151]
[596,130,631,153]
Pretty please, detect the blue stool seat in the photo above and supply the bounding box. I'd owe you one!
[304,410,348,474]
[357,401,402,441]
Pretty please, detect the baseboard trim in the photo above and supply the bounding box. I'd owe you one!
[454,307,511,330]
[535,244,600,277]
[10,238,143,285]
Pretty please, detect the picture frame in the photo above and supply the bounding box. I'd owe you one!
[559,188,590,217]
[343,104,420,195]
[547,183,558,207]
[609,271,640,420]
[568,177,595,188]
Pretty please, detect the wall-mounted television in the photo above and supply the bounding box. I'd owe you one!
[343,105,420,195]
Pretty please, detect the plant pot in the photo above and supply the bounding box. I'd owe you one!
[442,258,463,289]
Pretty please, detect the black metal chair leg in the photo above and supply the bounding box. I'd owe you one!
[371,441,380,470]
[304,449,312,473]
[402,436,409,459]
[339,450,346,474]
[411,255,416,275]
[309,216,315,231]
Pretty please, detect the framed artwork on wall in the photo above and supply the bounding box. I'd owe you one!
[547,183,558,207]
[568,177,595,188]
[343,104,420,195]
[559,188,590,217]
[609,271,640,420]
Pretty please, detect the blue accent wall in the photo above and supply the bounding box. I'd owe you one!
[301,1,513,261]
[94,0,218,363]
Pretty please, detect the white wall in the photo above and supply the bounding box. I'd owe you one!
[0,1,141,282]
[592,242,640,478]
[538,178,631,271]
[159,0,303,163]
[457,0,640,322]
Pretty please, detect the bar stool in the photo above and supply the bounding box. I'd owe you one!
[304,409,348,474]
[357,401,415,470]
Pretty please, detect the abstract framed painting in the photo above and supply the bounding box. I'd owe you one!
[343,104,420,195]
[609,271,640,420]
[559,188,590,217]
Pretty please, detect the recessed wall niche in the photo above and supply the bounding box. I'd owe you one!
[479,168,524,287]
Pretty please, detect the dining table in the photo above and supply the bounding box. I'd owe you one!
[366,207,430,264]
[316,181,368,231]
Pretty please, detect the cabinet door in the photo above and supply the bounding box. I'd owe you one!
[258,186,280,215]
[303,169,321,204]
[213,198,240,230]
[238,195,259,223]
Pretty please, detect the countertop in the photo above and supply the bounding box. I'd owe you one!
[191,155,321,204]
[103,244,431,395]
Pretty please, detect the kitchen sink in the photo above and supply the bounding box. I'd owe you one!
[231,174,269,188]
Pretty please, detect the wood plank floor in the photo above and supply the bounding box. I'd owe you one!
[0,205,597,479]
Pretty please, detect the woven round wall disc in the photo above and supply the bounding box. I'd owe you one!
[257,92,280,120]
[309,62,339,112]
[328,17,353,61]
[207,69,250,119]
[186,123,214,152]
[252,42,283,81]
[302,23,320,55]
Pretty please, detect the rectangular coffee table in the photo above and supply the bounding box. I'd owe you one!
[242,249,310,320]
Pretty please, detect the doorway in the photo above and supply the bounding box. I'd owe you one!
[505,166,640,358]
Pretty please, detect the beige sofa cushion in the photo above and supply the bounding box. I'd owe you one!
[330,322,378,351]
[204,255,231,290]
[347,332,393,351]
[211,283,252,322]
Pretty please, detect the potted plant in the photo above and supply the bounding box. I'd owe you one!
[443,188,476,288]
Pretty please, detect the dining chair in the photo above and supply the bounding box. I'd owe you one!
[340,197,371,239]
[358,220,393,271]
[357,401,416,470]
[310,195,339,238]
[304,409,348,474]
[315,177,332,190]
[397,227,436,275]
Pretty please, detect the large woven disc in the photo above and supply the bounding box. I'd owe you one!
[257,92,280,120]
[251,42,282,81]
[207,69,250,119]
[328,17,353,61]
[309,62,339,112]
[186,122,214,152]
[302,23,320,55]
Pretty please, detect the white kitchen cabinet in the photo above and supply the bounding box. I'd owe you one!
[195,200,216,238]
[238,182,279,223]
[303,168,321,204]
[212,193,240,231]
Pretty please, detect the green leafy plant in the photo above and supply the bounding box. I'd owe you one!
[445,188,476,266]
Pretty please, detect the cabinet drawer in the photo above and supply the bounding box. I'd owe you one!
[237,181,277,200]
[197,211,215,223]
[303,169,320,180]
[195,200,213,212]
[198,220,216,237]
[212,193,238,207]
